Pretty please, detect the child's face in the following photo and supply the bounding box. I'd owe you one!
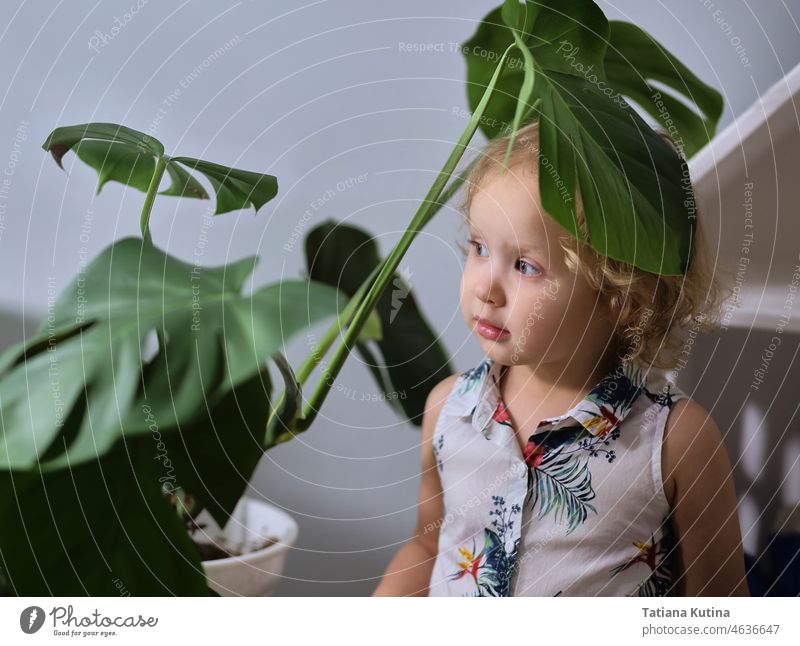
[459,164,614,368]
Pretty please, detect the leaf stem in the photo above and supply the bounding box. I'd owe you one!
[140,155,168,240]
[264,156,483,444]
[266,55,541,444]
[264,260,384,445]
[292,44,516,433]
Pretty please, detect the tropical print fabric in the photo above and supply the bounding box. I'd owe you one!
[427,355,688,597]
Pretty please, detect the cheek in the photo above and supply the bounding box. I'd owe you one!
[458,272,471,318]
[459,260,479,300]
[510,283,564,335]
[562,281,605,320]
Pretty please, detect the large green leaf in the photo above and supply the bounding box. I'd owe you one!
[0,236,359,594]
[0,441,210,595]
[42,122,165,166]
[465,2,608,142]
[151,367,275,528]
[42,123,278,218]
[462,1,715,275]
[604,21,723,158]
[305,220,453,425]
[536,71,693,276]
[169,157,278,215]
[0,237,345,475]
[160,159,209,199]
[73,140,157,194]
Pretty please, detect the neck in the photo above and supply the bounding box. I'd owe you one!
[502,338,622,410]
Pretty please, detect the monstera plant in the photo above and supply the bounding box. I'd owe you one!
[0,0,722,595]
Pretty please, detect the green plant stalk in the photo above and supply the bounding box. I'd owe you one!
[267,66,540,444]
[274,164,471,383]
[420,99,539,228]
[263,259,384,445]
[263,167,471,445]
[297,262,383,385]
[290,43,517,434]
[140,155,168,240]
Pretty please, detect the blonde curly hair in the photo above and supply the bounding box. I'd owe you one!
[456,119,730,370]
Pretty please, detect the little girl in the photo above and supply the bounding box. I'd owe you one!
[373,120,749,597]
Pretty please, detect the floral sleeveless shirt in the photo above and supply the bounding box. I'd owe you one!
[427,356,688,597]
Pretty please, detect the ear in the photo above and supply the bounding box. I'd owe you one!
[607,293,622,315]
[600,290,621,320]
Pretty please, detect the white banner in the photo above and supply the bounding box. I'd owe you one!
[1,597,798,644]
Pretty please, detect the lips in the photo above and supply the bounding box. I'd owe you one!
[475,317,510,341]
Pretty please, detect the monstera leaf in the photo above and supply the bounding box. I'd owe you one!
[0,236,374,509]
[1,240,315,464]
[0,118,385,594]
[42,122,277,224]
[462,1,724,275]
[304,220,453,425]
[0,442,212,595]
[0,235,382,593]
[604,20,724,159]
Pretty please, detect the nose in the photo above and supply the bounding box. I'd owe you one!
[474,262,505,307]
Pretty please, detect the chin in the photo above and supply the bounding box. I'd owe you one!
[481,340,540,366]
[476,337,512,358]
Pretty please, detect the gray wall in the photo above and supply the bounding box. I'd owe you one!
[0,1,798,595]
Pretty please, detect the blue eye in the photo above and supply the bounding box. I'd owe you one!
[467,238,488,257]
[517,259,541,276]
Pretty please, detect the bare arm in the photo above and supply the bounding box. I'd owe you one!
[372,374,459,596]
[662,398,750,596]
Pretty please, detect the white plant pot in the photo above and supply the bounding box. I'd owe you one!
[195,497,298,597]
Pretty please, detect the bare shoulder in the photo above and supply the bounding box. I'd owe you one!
[661,398,725,507]
[413,371,462,556]
[426,372,462,409]
[660,398,748,595]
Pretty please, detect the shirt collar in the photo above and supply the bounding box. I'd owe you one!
[445,356,647,439]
